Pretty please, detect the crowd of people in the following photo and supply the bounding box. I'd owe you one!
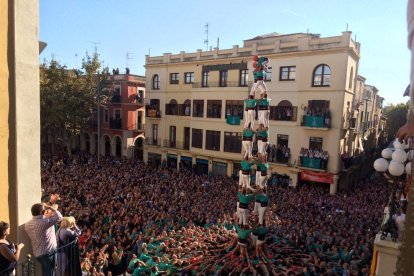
[267,144,291,164]
[299,147,329,170]
[31,151,390,275]
[302,106,331,128]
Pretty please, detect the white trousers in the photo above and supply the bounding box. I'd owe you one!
[259,175,268,189]
[255,170,261,186]
[259,204,268,225]
[253,201,260,215]
[258,140,269,155]
[258,110,269,128]
[244,110,256,129]
[241,173,253,190]
[249,80,267,96]
[242,140,253,159]
[239,207,249,225]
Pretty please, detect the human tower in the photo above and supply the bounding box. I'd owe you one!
[236,55,271,259]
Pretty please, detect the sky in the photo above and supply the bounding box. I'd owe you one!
[40,0,409,106]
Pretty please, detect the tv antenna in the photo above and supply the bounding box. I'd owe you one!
[204,23,209,51]
[126,52,134,68]
[88,41,101,55]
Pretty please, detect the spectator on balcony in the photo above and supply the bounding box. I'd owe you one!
[0,221,24,275]
[56,216,82,276]
[25,195,63,276]
[269,144,276,163]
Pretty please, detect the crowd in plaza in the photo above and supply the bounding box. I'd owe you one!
[29,151,389,275]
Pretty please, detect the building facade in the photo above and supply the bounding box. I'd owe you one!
[143,31,363,194]
[81,72,146,159]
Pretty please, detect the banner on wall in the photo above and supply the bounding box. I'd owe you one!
[300,170,333,184]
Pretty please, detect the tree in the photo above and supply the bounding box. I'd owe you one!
[383,102,409,141]
[40,52,109,155]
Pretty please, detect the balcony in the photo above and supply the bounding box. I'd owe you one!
[301,115,331,129]
[145,138,161,147]
[269,106,297,122]
[162,140,189,150]
[165,104,191,116]
[129,123,145,132]
[192,81,249,88]
[111,94,121,103]
[146,108,161,118]
[299,156,328,170]
[109,118,122,129]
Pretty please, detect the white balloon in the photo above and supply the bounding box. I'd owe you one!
[393,139,405,150]
[381,148,393,159]
[388,160,405,176]
[392,149,408,163]
[408,150,414,161]
[373,158,389,172]
[405,162,412,175]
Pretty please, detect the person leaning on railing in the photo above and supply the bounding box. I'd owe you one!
[25,194,63,276]
[56,216,82,276]
[0,221,24,275]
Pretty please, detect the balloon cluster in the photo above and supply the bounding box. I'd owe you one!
[373,139,412,176]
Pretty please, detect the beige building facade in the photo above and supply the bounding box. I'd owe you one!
[0,0,42,261]
[144,31,363,194]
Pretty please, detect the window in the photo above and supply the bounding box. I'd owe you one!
[269,100,297,121]
[184,127,190,150]
[224,132,242,153]
[312,64,331,87]
[152,124,158,145]
[169,126,176,147]
[193,100,204,117]
[137,90,144,103]
[264,67,272,81]
[170,73,179,84]
[225,100,244,119]
[114,109,121,120]
[104,109,109,123]
[219,70,228,87]
[192,128,203,148]
[179,99,191,116]
[348,67,353,89]
[207,100,222,118]
[165,99,178,115]
[309,137,323,150]
[185,72,194,84]
[206,130,221,151]
[279,66,296,81]
[277,134,289,147]
[112,85,121,103]
[152,74,160,89]
[239,69,248,86]
[202,71,209,87]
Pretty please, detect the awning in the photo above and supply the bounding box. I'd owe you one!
[300,170,333,184]
[180,156,192,161]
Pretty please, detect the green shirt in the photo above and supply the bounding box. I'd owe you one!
[256,193,268,204]
[133,267,150,276]
[244,99,257,109]
[258,98,270,107]
[236,226,251,239]
[258,162,268,173]
[241,160,254,171]
[128,259,139,271]
[257,129,268,139]
[238,193,253,205]
[243,129,254,138]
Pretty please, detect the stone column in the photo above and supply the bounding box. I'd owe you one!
[330,174,339,195]
[0,0,41,265]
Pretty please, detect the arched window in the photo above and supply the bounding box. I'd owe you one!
[277,100,293,107]
[312,64,331,87]
[166,99,178,115]
[183,99,191,116]
[348,67,353,89]
[152,74,160,90]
